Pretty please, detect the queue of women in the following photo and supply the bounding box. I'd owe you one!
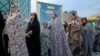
[0,3,100,56]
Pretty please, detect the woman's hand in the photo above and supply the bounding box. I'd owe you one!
[70,20,75,24]
[69,21,75,25]
[26,33,30,38]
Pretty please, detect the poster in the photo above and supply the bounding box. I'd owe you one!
[37,2,62,27]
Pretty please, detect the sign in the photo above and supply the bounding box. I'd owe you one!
[37,2,62,27]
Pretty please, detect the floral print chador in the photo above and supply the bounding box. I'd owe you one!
[49,17,72,56]
[4,4,29,56]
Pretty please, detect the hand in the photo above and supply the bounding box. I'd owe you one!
[72,21,75,24]
[26,33,30,38]
[69,21,75,25]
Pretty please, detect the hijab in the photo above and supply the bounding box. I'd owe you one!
[11,3,21,13]
[30,13,39,25]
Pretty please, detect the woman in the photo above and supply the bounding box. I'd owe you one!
[68,13,82,56]
[0,10,6,56]
[81,18,94,56]
[40,22,50,56]
[4,3,29,56]
[80,18,95,56]
[49,12,72,56]
[26,13,41,56]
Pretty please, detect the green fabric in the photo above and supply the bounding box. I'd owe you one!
[40,28,50,56]
[91,21,96,27]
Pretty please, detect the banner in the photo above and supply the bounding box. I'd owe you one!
[37,2,62,27]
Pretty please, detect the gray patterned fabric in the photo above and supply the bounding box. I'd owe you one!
[81,23,95,56]
[40,27,50,56]
[4,4,29,56]
[49,17,72,56]
[93,18,100,52]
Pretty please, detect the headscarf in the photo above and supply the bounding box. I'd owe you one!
[27,13,40,33]
[11,3,21,13]
[31,13,38,22]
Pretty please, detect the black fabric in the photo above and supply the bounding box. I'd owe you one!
[93,34,100,52]
[26,18,41,56]
[48,49,51,56]
[63,24,68,32]
[0,11,6,56]
[3,34,9,56]
[72,47,81,56]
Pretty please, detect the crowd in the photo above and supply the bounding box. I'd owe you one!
[0,3,100,56]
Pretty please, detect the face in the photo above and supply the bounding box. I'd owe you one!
[31,13,35,20]
[83,19,87,23]
[96,18,99,20]
[11,6,16,12]
[51,12,55,19]
[70,14,75,20]
[80,20,83,25]
[43,24,48,28]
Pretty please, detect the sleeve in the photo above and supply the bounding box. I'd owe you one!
[30,22,40,36]
[4,18,10,34]
[28,30,32,34]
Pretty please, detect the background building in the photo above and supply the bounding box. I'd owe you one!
[0,0,10,18]
[69,10,77,15]
[0,0,31,29]
[63,11,70,23]
[0,0,31,21]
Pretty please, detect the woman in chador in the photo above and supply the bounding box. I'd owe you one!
[49,12,72,56]
[26,13,41,56]
[80,18,95,56]
[40,22,50,56]
[68,13,82,56]
[4,3,29,56]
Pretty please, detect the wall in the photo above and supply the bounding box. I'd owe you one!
[0,0,31,21]
[0,0,10,17]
